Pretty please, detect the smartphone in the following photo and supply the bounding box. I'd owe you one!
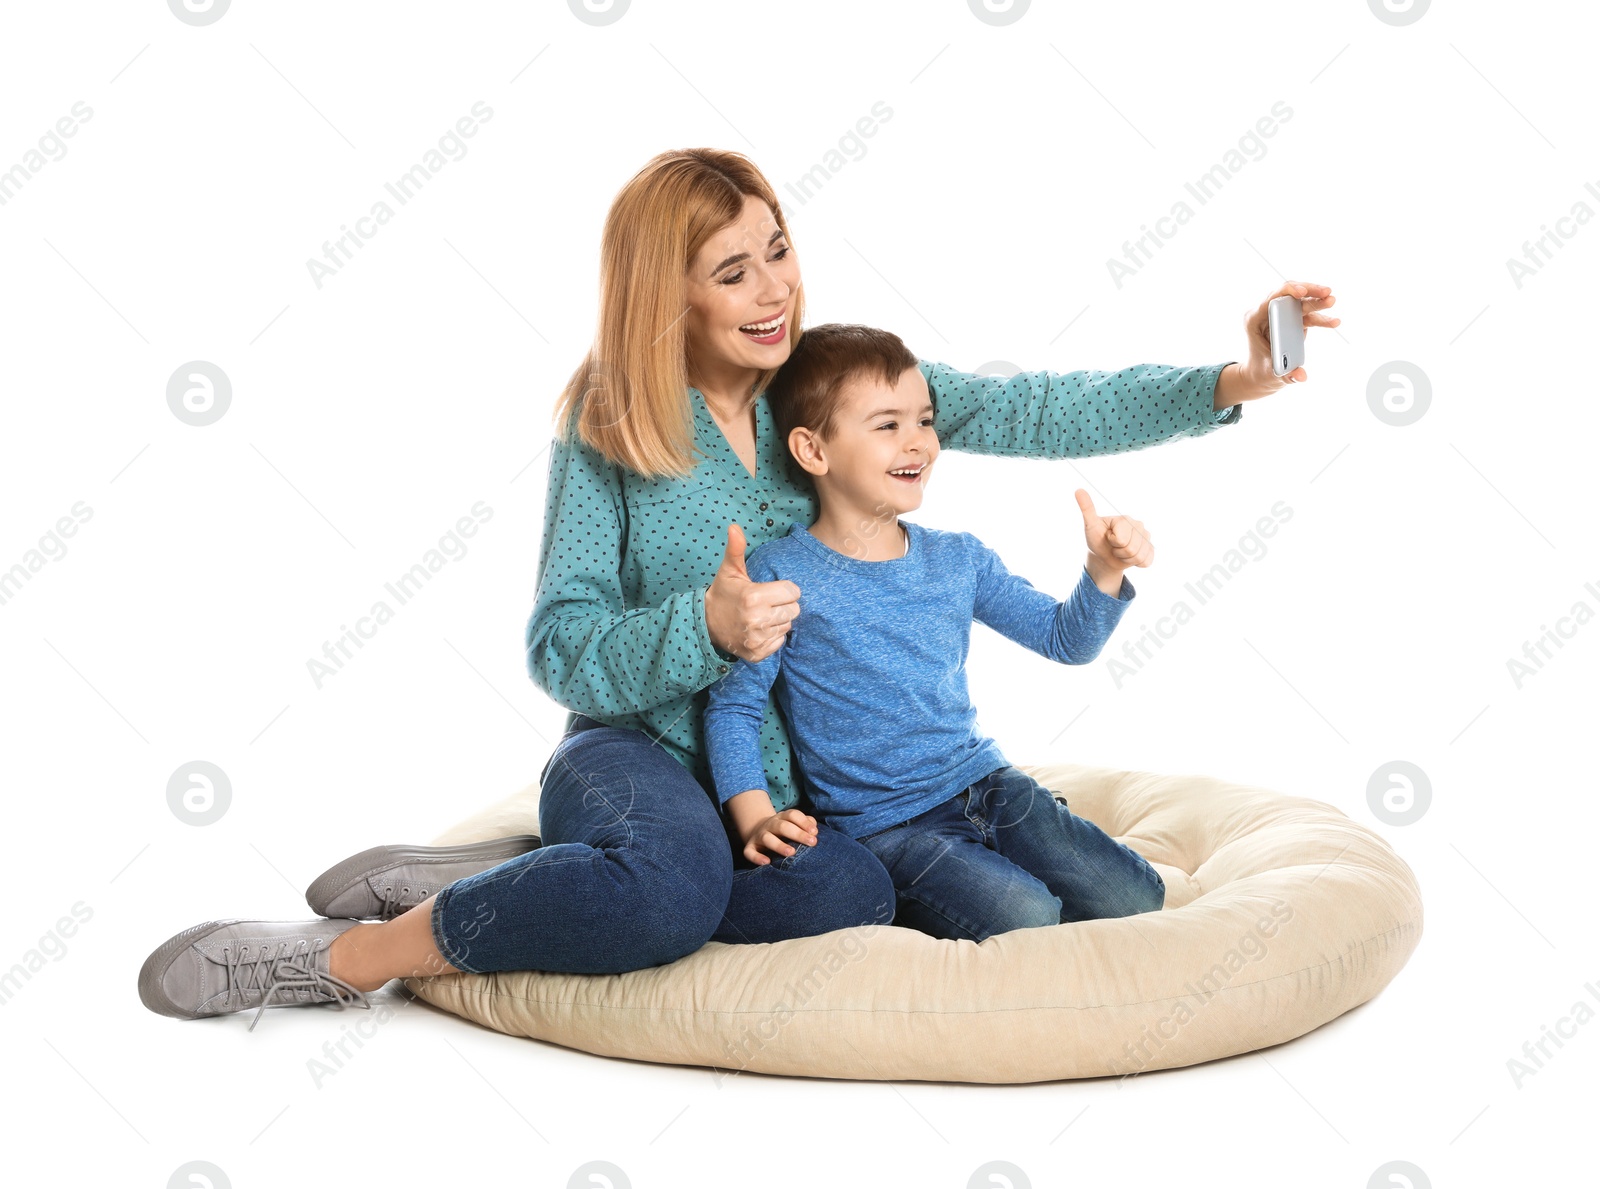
[1267,295,1306,378]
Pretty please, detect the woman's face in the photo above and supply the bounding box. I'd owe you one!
[682,192,801,394]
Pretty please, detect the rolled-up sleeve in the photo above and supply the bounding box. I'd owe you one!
[523,431,731,717]
[921,358,1241,460]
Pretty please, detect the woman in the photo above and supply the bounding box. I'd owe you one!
[138,148,1338,1025]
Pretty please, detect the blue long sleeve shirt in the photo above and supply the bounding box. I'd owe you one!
[702,520,1135,840]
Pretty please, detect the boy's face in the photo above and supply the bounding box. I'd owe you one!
[793,364,939,517]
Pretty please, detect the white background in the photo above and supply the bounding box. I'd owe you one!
[2,0,1595,1185]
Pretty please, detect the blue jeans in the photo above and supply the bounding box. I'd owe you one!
[857,764,1166,942]
[430,714,897,975]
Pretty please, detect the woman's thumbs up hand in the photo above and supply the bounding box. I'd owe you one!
[704,523,803,664]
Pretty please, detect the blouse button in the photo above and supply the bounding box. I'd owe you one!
[765,518,774,527]
[759,502,769,511]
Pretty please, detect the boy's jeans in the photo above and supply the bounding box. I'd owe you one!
[857,764,1166,942]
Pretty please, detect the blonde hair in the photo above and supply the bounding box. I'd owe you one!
[552,148,806,479]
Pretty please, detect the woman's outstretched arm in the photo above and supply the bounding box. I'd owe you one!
[523,431,729,719]
[922,357,1241,461]
[925,282,1340,459]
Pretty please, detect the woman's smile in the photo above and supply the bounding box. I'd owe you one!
[737,309,788,345]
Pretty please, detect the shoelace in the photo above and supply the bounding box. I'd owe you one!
[377,885,428,918]
[220,938,371,1032]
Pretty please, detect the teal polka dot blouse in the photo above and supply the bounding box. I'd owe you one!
[525,357,1241,813]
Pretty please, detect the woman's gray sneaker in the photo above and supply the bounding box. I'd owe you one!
[304,836,541,920]
[138,918,369,1031]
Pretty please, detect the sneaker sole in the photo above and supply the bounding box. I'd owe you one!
[304,836,542,919]
[138,917,245,1019]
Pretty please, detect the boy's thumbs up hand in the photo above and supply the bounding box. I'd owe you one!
[1074,488,1155,570]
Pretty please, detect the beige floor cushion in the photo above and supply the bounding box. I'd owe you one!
[404,761,1423,1082]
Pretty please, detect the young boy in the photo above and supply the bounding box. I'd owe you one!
[702,323,1167,943]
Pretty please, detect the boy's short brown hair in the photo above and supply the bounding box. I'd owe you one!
[766,323,919,450]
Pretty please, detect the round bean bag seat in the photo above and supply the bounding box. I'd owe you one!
[404,761,1423,1082]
